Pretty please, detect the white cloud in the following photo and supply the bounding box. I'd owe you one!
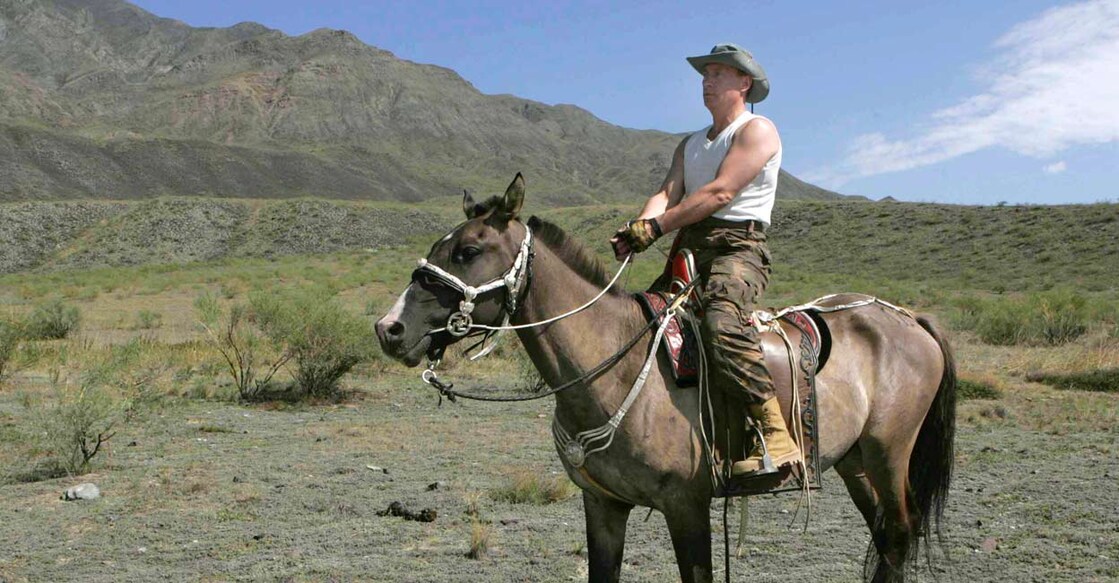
[811,0,1119,186]
[1043,161,1067,174]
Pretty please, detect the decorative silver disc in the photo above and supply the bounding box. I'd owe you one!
[446,312,472,336]
[563,441,586,468]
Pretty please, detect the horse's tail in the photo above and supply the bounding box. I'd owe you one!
[910,316,957,561]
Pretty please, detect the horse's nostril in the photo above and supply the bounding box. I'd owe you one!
[375,317,406,344]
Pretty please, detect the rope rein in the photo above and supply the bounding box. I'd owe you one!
[422,277,701,404]
[414,220,699,404]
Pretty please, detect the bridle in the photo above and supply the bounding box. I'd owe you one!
[406,217,700,512]
[407,220,647,403]
[412,223,534,340]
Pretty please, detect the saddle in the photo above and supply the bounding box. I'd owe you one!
[636,249,832,497]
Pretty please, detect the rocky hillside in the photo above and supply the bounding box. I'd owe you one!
[0,0,848,205]
[0,198,449,273]
[5,197,1117,289]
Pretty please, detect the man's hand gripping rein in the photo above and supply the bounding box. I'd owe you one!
[610,217,663,260]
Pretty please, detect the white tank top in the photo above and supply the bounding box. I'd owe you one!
[683,111,781,224]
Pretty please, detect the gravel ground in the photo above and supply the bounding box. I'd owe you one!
[0,373,1115,583]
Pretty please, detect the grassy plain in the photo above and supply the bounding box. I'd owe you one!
[1,202,1117,581]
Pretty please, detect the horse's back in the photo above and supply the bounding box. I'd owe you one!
[812,298,946,468]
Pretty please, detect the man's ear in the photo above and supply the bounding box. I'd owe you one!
[498,173,525,219]
[463,189,482,219]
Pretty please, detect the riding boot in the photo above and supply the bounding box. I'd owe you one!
[731,397,801,477]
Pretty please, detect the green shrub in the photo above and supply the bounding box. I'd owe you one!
[101,337,168,417]
[957,378,1001,400]
[133,309,163,330]
[1027,369,1119,393]
[0,320,24,383]
[195,293,287,401]
[23,299,81,340]
[21,369,122,476]
[952,290,1097,346]
[1034,291,1091,345]
[250,287,377,397]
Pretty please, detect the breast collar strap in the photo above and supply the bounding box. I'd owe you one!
[414,225,534,338]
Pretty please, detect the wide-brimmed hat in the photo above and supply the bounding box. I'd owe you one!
[686,43,769,103]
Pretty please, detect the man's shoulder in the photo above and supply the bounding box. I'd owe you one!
[732,115,780,145]
[740,114,778,134]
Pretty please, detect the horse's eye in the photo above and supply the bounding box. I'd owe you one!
[454,246,482,264]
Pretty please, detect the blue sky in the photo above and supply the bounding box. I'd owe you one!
[130,0,1118,205]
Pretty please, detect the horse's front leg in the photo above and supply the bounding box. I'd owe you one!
[664,498,714,583]
[583,490,633,583]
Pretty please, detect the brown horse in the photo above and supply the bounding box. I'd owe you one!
[375,174,956,583]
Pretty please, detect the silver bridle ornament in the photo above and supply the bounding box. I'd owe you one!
[413,225,533,338]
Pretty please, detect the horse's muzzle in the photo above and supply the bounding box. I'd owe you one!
[375,316,432,367]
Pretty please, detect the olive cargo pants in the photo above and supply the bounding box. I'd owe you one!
[656,216,775,403]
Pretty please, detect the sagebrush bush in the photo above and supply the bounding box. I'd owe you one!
[101,337,169,417]
[23,299,81,340]
[952,290,1100,346]
[250,287,377,397]
[22,369,122,476]
[133,309,162,330]
[1027,369,1119,394]
[957,377,1001,400]
[195,293,286,401]
[0,320,23,383]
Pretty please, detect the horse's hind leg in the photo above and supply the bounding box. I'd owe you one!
[583,491,633,583]
[663,500,713,583]
[835,443,878,530]
[860,438,917,583]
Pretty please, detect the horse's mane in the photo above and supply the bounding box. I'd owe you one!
[527,216,626,296]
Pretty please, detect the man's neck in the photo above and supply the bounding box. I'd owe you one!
[708,102,747,137]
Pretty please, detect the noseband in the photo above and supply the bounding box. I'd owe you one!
[412,225,534,338]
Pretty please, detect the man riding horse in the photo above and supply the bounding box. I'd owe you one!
[610,43,799,478]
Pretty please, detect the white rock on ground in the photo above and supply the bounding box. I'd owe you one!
[62,483,101,501]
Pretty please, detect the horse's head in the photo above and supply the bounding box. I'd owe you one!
[375,173,530,367]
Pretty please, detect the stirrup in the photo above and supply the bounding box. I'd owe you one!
[744,423,780,476]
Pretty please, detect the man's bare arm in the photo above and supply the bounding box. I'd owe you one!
[655,118,779,234]
[610,136,688,259]
[636,137,689,219]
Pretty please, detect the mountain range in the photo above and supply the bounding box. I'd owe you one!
[0,0,848,205]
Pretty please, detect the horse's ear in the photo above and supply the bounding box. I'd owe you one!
[463,189,480,219]
[498,173,525,219]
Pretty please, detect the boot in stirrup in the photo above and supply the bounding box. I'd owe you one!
[731,397,802,477]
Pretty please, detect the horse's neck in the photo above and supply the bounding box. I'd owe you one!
[511,244,647,422]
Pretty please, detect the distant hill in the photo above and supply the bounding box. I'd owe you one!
[0,0,849,205]
[3,198,1117,293]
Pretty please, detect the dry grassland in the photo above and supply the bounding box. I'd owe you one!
[0,251,1116,582]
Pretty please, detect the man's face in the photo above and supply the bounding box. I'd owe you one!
[702,63,750,109]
